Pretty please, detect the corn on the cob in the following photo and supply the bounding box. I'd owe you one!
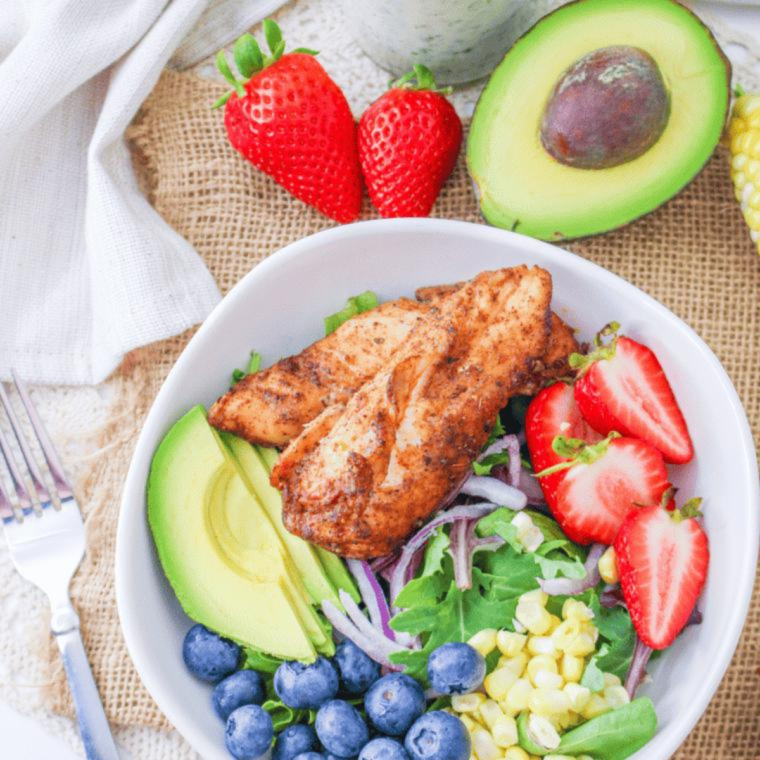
[728,91,760,254]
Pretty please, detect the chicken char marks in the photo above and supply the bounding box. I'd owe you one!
[271,266,554,559]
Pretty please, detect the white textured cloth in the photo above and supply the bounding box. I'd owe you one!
[0,0,285,386]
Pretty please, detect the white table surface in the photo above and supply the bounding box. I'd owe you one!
[1,2,758,759]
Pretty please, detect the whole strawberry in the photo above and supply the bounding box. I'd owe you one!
[359,65,463,218]
[215,21,362,223]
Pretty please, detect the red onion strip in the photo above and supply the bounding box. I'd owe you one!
[624,635,653,698]
[460,476,527,510]
[346,560,395,640]
[538,543,605,596]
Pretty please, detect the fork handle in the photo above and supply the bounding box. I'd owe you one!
[54,610,120,760]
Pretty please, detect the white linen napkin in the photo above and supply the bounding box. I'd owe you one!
[0,0,286,385]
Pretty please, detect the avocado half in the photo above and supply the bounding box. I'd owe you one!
[467,0,731,241]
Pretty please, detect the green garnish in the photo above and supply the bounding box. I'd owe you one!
[324,291,379,335]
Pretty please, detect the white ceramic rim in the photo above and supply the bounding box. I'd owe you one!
[116,218,759,760]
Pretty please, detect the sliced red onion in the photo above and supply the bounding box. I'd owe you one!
[687,605,703,627]
[516,470,546,505]
[538,543,605,596]
[370,554,398,575]
[347,560,395,640]
[450,521,505,591]
[322,600,406,670]
[461,476,527,510]
[624,635,653,698]
[478,435,521,487]
[389,503,500,608]
[600,585,626,609]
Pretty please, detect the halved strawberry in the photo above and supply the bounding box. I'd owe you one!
[539,435,671,545]
[572,324,694,464]
[525,382,602,509]
[615,499,709,650]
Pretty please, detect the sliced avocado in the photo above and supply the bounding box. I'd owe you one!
[314,548,361,604]
[468,0,730,240]
[516,712,561,756]
[148,406,315,661]
[223,435,343,609]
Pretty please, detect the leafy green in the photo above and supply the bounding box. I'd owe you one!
[580,643,609,692]
[231,350,263,386]
[589,594,638,680]
[557,698,657,760]
[534,553,586,581]
[324,291,379,335]
[261,699,314,731]
[483,413,507,449]
[421,527,450,577]
[243,647,282,674]
[472,452,509,476]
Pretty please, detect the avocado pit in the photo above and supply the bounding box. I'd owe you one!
[540,46,670,170]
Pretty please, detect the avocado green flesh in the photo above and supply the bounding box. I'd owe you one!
[148,406,333,660]
[315,547,362,604]
[467,0,730,241]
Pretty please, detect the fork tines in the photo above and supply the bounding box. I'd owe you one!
[0,372,74,521]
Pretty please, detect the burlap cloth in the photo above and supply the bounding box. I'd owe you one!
[37,66,760,756]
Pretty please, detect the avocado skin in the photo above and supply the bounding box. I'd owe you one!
[466,0,731,241]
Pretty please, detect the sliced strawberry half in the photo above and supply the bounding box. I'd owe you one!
[525,382,602,509]
[615,499,709,650]
[572,325,694,464]
[542,435,671,545]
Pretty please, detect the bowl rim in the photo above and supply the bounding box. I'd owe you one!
[116,218,760,759]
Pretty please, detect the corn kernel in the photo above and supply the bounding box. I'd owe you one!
[516,601,553,635]
[452,693,487,713]
[512,512,544,553]
[563,683,591,713]
[503,678,533,715]
[520,589,548,606]
[547,614,563,632]
[460,714,481,733]
[529,688,572,717]
[497,630,527,658]
[468,629,498,657]
[527,655,558,685]
[500,652,528,677]
[584,623,600,644]
[551,618,582,652]
[544,756,576,760]
[603,672,622,688]
[566,632,596,657]
[477,699,504,730]
[562,599,594,622]
[492,714,519,748]
[527,635,559,658]
[560,653,584,684]
[598,546,619,584]
[533,670,564,690]
[581,694,612,720]
[524,714,561,751]
[604,685,631,709]
[504,749,530,760]
[471,728,502,760]
[485,667,519,701]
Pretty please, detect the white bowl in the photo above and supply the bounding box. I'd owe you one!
[116,219,759,760]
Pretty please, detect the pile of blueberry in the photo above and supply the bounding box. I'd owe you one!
[183,624,484,760]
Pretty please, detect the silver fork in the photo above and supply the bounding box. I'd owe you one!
[0,371,119,760]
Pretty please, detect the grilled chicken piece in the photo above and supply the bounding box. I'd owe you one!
[208,299,428,446]
[272,266,553,559]
[209,283,577,448]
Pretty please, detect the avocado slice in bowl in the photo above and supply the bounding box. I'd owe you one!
[467,0,731,241]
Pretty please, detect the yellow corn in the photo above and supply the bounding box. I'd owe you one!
[504,749,530,760]
[503,678,533,715]
[520,589,549,606]
[516,600,553,635]
[460,714,482,733]
[604,685,632,709]
[477,699,504,730]
[598,546,619,584]
[527,655,559,686]
[452,693,487,713]
[527,635,559,658]
[552,619,582,652]
[497,630,527,658]
[524,715,561,751]
[563,682,591,713]
[471,728,502,760]
[566,632,596,657]
[728,92,760,254]
[562,599,594,622]
[468,629,499,657]
[529,688,573,717]
[533,670,564,690]
[485,666,519,701]
[602,672,622,688]
[560,653,584,683]
[499,652,528,677]
[581,694,612,720]
[547,614,563,632]
[492,714,519,748]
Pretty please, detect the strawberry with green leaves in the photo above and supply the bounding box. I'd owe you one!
[358,65,462,218]
[215,21,362,223]
[615,497,709,650]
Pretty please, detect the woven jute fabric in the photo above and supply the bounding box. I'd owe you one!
[43,69,760,755]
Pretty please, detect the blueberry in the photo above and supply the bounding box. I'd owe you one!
[274,657,339,710]
[335,640,381,696]
[404,712,470,760]
[359,737,409,760]
[364,673,426,736]
[225,704,273,760]
[427,643,485,696]
[315,699,370,758]
[293,754,325,760]
[182,624,240,683]
[212,670,266,720]
[273,725,319,760]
